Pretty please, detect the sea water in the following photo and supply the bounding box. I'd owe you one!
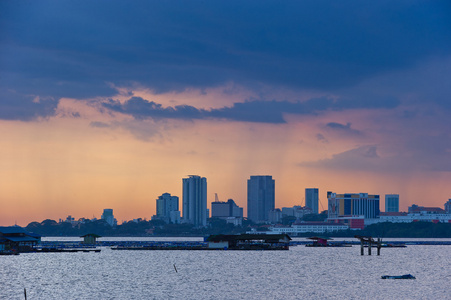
[1,238,450,299]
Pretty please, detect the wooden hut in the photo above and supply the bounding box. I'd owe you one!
[81,233,101,245]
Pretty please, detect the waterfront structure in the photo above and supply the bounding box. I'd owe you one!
[268,222,349,235]
[0,226,41,252]
[81,233,101,245]
[327,192,380,220]
[247,175,275,223]
[206,234,291,250]
[385,194,399,212]
[378,211,451,223]
[182,175,207,227]
[156,193,180,224]
[305,188,319,214]
[101,209,117,227]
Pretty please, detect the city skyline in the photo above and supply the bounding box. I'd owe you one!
[2,2,451,226]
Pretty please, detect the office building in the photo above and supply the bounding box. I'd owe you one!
[211,198,243,226]
[156,193,180,224]
[101,208,117,226]
[182,175,207,227]
[211,199,243,218]
[305,188,319,214]
[327,192,380,220]
[247,175,275,223]
[385,194,399,212]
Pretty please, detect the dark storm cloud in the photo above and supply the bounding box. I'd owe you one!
[0,89,58,121]
[1,1,450,120]
[325,122,362,136]
[103,95,398,123]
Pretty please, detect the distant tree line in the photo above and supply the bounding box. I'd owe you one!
[25,218,451,238]
[25,218,253,237]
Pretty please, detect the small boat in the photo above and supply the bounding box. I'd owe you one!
[381,274,415,279]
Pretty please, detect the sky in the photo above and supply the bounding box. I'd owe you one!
[1,1,451,225]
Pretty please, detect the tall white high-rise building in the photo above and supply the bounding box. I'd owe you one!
[101,208,117,226]
[385,194,399,212]
[182,175,207,227]
[247,175,275,223]
[305,188,319,214]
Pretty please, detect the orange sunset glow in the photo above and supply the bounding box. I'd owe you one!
[1,2,451,226]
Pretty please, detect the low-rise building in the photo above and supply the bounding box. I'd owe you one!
[268,208,282,223]
[211,199,243,225]
[379,211,451,223]
[206,233,291,250]
[0,226,41,253]
[281,206,313,219]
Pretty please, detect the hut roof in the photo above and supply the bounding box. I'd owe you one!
[0,226,41,238]
[2,236,39,243]
[81,233,102,238]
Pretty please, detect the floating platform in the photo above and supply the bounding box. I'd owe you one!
[111,245,288,251]
[381,274,415,279]
[34,248,101,253]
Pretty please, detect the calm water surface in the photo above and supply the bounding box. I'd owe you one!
[1,238,450,299]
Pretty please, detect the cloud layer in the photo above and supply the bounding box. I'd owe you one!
[103,95,400,124]
[1,1,451,120]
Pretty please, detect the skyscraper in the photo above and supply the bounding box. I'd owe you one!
[101,208,117,226]
[385,194,399,212]
[305,188,319,214]
[156,193,180,224]
[247,175,275,223]
[182,175,207,227]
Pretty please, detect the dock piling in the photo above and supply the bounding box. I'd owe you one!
[355,235,379,256]
[377,238,381,256]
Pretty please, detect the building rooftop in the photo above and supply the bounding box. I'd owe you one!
[380,212,408,216]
